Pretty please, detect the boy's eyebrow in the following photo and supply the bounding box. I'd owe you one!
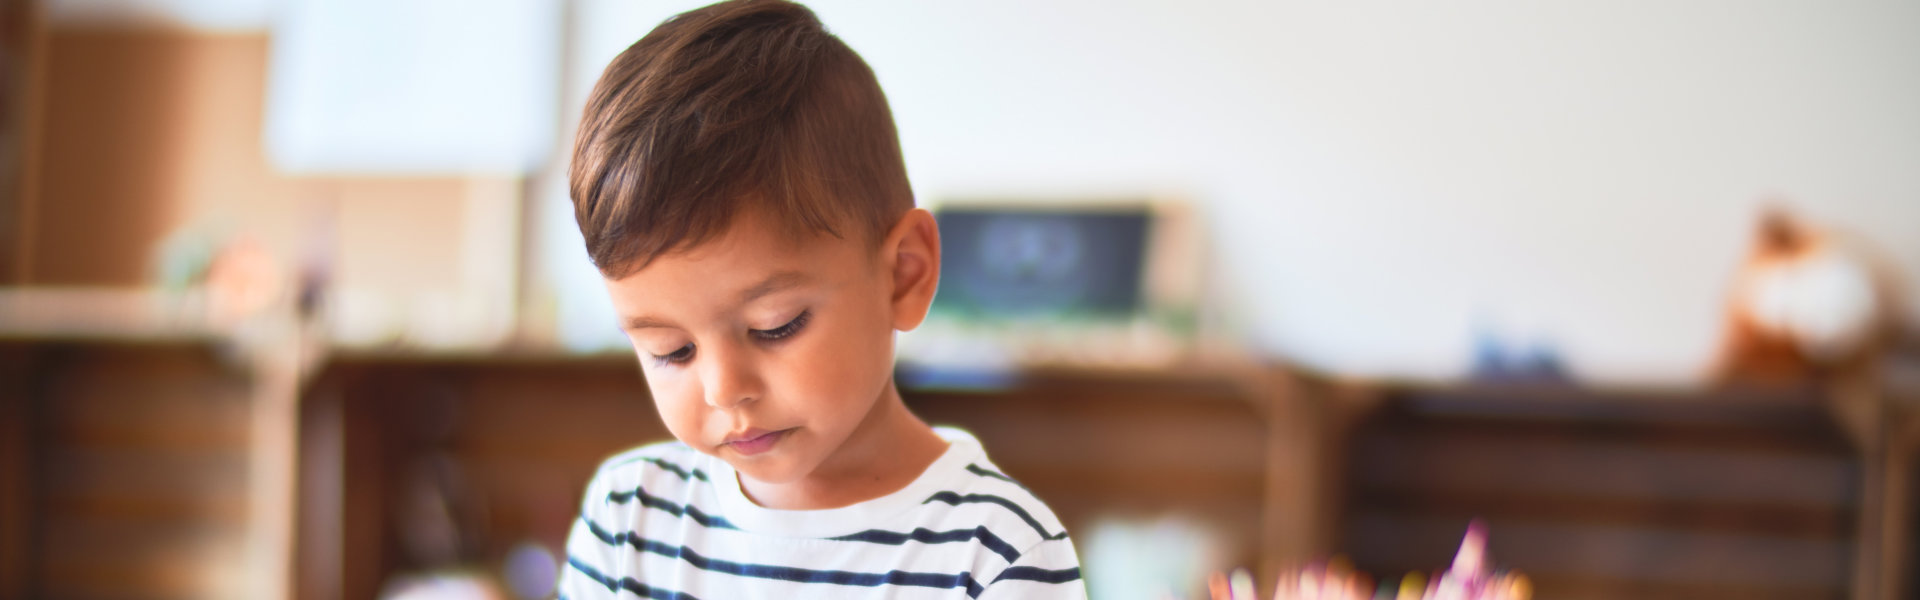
[624,315,676,331]
[624,270,812,331]
[739,270,811,304]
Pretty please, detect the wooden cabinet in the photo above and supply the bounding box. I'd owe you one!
[295,353,664,600]
[1335,384,1857,599]
[1,340,257,600]
[9,341,1914,599]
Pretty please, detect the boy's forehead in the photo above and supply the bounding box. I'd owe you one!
[650,215,835,274]
[607,217,865,305]
[624,241,814,290]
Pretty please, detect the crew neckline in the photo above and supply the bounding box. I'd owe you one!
[709,426,979,538]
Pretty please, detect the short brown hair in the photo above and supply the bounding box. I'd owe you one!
[569,0,914,278]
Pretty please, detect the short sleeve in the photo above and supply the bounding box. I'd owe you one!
[976,538,1088,600]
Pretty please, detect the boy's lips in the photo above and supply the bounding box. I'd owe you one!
[723,428,792,456]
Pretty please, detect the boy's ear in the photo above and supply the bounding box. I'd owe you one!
[883,208,941,331]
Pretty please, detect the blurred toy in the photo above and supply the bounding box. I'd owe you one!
[203,236,286,326]
[1469,326,1570,385]
[1714,206,1910,385]
[1423,520,1530,600]
[1205,520,1529,600]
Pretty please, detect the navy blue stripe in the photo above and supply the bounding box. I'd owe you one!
[642,457,710,482]
[602,453,710,483]
[830,526,1022,563]
[601,449,676,471]
[605,486,737,530]
[582,515,633,546]
[992,565,1083,585]
[581,519,987,597]
[567,555,702,600]
[923,491,1068,540]
[965,464,1026,489]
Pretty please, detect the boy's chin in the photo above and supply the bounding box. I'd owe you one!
[725,455,813,487]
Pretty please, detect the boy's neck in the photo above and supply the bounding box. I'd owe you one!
[737,381,946,511]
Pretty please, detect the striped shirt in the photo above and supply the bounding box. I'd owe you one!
[559,427,1087,600]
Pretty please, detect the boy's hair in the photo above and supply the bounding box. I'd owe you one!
[570,0,914,278]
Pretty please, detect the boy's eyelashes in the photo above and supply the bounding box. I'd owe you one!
[653,343,696,367]
[751,309,810,341]
[647,310,812,367]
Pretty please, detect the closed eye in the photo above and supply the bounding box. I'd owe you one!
[647,311,807,367]
[752,310,810,342]
[652,343,695,366]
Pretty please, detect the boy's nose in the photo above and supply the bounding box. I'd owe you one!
[700,345,762,410]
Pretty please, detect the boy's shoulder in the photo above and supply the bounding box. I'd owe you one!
[582,439,712,496]
[923,428,1071,550]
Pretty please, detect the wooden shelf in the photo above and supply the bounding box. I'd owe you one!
[1287,372,1919,600]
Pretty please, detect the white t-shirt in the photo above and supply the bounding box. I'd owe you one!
[559,427,1087,599]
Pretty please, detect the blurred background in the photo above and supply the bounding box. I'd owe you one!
[1,0,1917,599]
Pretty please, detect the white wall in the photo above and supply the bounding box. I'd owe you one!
[553,0,1920,384]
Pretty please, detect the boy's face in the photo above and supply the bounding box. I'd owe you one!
[604,209,935,486]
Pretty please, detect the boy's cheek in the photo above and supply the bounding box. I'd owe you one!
[660,397,713,450]
[642,377,702,435]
